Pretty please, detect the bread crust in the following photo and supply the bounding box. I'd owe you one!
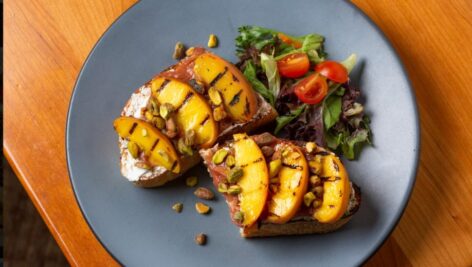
[241,216,352,238]
[241,182,361,237]
[132,152,201,187]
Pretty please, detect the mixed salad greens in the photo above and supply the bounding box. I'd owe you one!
[235,26,372,159]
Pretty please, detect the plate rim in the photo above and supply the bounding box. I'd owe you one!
[65,1,420,265]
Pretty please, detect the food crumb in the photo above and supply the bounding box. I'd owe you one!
[173,41,185,59]
[195,202,211,214]
[207,34,218,48]
[172,202,183,213]
[194,187,215,200]
[186,176,198,187]
[195,233,207,245]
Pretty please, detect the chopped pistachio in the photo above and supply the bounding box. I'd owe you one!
[227,185,241,195]
[208,87,222,105]
[281,149,290,158]
[194,187,215,200]
[218,183,228,193]
[227,167,243,183]
[178,138,193,156]
[309,175,321,185]
[159,103,175,119]
[172,41,185,60]
[172,202,183,213]
[149,98,160,116]
[212,149,228,164]
[269,159,282,178]
[207,34,218,48]
[304,192,316,207]
[308,160,322,174]
[225,155,236,167]
[313,186,324,196]
[313,200,322,208]
[185,47,195,56]
[195,233,207,245]
[184,129,196,146]
[135,161,151,170]
[186,176,198,187]
[152,116,166,129]
[213,106,227,121]
[233,211,244,223]
[127,141,139,159]
[306,142,316,153]
[144,111,154,121]
[195,202,211,214]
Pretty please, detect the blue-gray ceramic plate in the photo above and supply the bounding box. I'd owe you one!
[66,0,419,266]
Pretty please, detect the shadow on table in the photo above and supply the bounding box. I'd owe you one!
[3,157,69,266]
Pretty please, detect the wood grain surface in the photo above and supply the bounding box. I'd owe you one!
[4,0,472,266]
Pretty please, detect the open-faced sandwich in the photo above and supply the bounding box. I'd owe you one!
[200,133,360,237]
[113,48,277,187]
[113,25,369,238]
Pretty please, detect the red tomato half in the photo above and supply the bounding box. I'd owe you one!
[314,61,348,84]
[277,53,310,78]
[294,73,328,104]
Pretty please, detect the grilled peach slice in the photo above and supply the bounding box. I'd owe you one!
[151,77,218,148]
[266,144,309,224]
[314,155,350,223]
[113,117,181,173]
[233,133,269,227]
[193,53,258,122]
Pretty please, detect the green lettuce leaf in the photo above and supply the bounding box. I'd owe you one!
[260,53,281,99]
[300,34,325,63]
[274,104,307,134]
[243,61,275,106]
[323,95,342,130]
[341,129,369,160]
[235,26,279,55]
[341,53,357,73]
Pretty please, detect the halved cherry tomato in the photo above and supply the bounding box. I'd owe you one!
[277,53,310,78]
[294,73,328,104]
[277,33,302,49]
[314,61,348,84]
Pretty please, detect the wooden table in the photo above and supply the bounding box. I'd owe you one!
[4,0,472,266]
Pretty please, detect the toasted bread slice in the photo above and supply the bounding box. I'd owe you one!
[116,49,277,187]
[241,183,361,237]
[199,133,361,237]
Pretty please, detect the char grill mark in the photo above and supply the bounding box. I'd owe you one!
[229,90,242,106]
[232,73,239,82]
[282,162,303,170]
[244,97,250,115]
[175,92,194,111]
[209,67,228,87]
[150,139,160,151]
[128,123,138,134]
[200,114,210,126]
[171,161,178,172]
[155,79,171,94]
